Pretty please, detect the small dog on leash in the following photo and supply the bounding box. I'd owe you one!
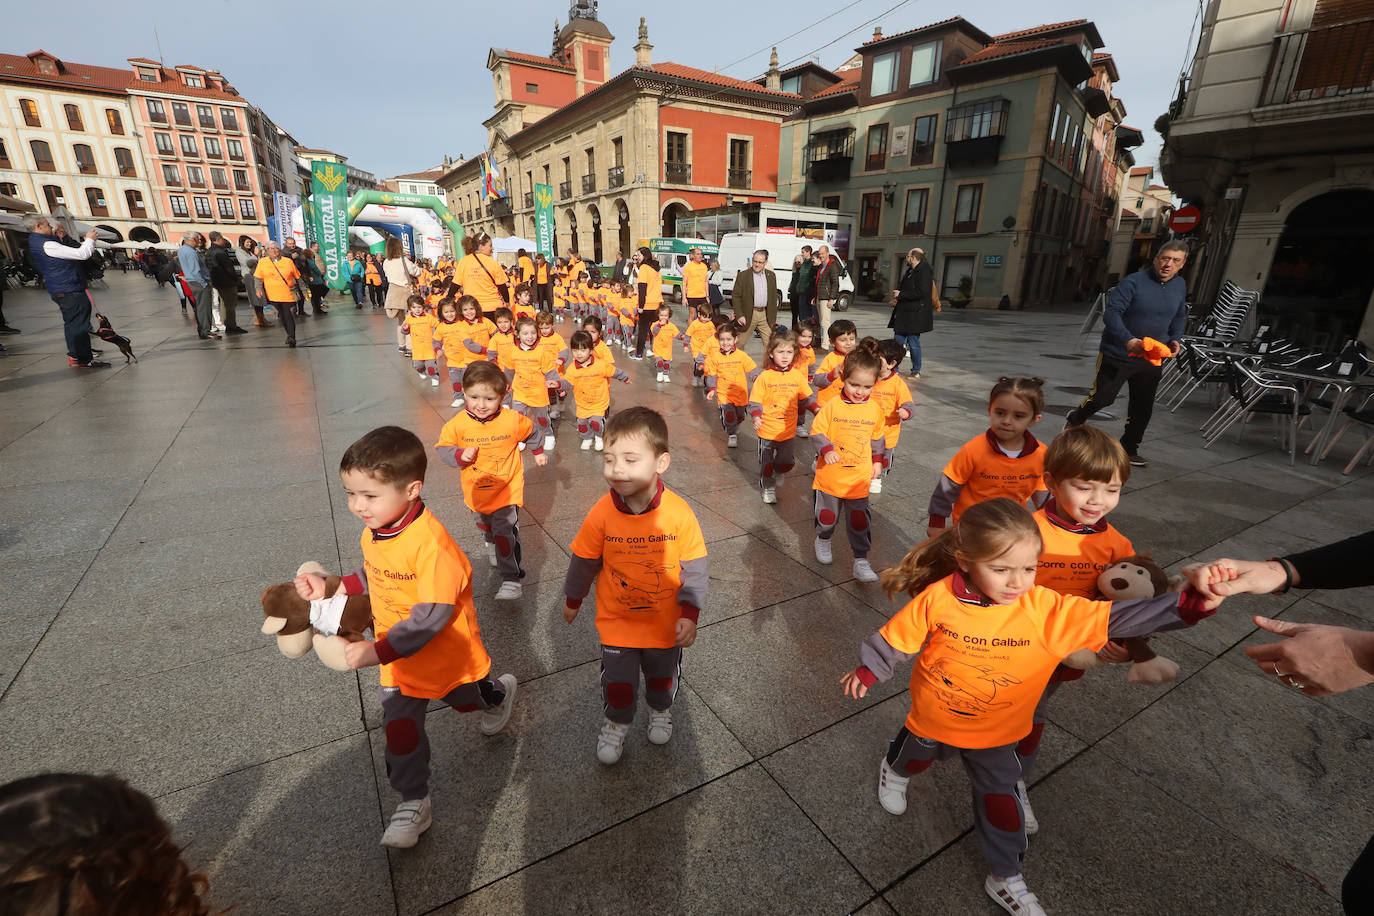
[93,313,137,363]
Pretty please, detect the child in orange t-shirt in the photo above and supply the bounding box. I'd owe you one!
[294,425,517,848]
[565,329,630,451]
[650,304,679,383]
[927,377,1049,537]
[440,295,498,410]
[869,339,916,495]
[485,307,515,375]
[562,407,708,765]
[702,322,760,448]
[535,309,570,419]
[616,286,637,350]
[793,322,821,438]
[510,283,535,324]
[436,361,547,600]
[507,316,562,451]
[432,299,466,397]
[580,315,615,366]
[748,328,814,504]
[814,319,857,406]
[402,296,440,388]
[840,498,1222,915]
[809,338,886,582]
[683,301,717,388]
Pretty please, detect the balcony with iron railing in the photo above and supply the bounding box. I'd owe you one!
[607,165,624,188]
[558,180,572,200]
[805,129,855,182]
[1259,16,1374,107]
[488,197,512,218]
[728,168,751,189]
[581,174,596,194]
[664,161,691,183]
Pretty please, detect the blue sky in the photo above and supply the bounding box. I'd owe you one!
[8,0,1197,179]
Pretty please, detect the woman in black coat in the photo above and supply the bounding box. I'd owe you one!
[888,247,935,379]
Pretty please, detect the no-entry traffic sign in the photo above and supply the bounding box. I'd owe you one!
[1171,205,1201,233]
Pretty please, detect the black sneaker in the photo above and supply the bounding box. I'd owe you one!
[286,337,297,348]
[1127,452,1148,468]
[226,326,249,335]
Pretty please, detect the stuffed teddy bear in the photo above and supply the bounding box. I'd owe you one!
[260,561,372,671]
[1059,555,1182,685]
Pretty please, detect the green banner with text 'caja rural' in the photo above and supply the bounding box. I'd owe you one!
[311,161,350,290]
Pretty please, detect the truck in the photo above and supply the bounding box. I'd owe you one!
[717,232,855,313]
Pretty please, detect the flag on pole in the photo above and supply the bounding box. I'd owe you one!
[479,153,509,201]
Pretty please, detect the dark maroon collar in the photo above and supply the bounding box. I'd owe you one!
[767,363,791,372]
[371,500,425,542]
[610,478,665,515]
[1042,498,1108,534]
[574,355,595,368]
[950,571,996,606]
[984,429,1040,458]
[464,407,501,424]
[840,390,870,404]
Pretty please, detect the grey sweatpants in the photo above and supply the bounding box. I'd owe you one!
[1015,673,1069,782]
[719,403,745,436]
[814,490,871,558]
[381,678,507,800]
[413,358,438,379]
[476,505,524,581]
[758,437,796,489]
[576,414,606,442]
[886,728,1027,877]
[514,400,552,439]
[448,364,466,395]
[600,644,682,725]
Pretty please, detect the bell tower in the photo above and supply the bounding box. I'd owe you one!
[557,0,615,94]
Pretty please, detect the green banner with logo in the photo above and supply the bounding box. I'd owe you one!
[533,183,554,257]
[310,161,350,290]
[302,196,318,248]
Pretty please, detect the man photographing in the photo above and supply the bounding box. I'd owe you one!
[25,215,108,368]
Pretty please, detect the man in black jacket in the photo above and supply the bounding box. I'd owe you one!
[206,232,246,334]
[889,247,934,379]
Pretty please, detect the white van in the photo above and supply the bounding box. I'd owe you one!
[716,232,854,312]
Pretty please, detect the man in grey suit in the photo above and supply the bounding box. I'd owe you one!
[732,249,780,344]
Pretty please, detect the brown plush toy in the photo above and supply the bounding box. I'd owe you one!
[260,561,372,671]
[1059,555,1182,684]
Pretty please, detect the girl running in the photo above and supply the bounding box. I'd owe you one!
[748,329,814,505]
[703,322,759,449]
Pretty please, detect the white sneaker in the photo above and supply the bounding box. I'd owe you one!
[814,536,833,565]
[597,718,630,765]
[796,426,809,438]
[853,559,879,582]
[380,796,432,848]
[762,487,777,504]
[479,673,517,735]
[1015,780,1039,835]
[647,709,673,744]
[494,580,523,601]
[594,436,604,451]
[985,873,1047,916]
[430,377,439,387]
[450,396,465,409]
[543,435,555,451]
[581,438,593,450]
[877,758,909,815]
[727,434,738,448]
[869,477,883,494]
[484,541,497,568]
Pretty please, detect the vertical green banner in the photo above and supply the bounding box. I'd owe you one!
[311,161,350,290]
[534,183,554,257]
[302,196,318,248]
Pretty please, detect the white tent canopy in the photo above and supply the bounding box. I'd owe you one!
[490,236,536,254]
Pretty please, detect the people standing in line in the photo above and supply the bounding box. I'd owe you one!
[24,215,108,367]
[240,239,273,328]
[206,232,246,335]
[347,250,366,308]
[890,247,935,380]
[731,249,780,345]
[365,253,384,308]
[791,244,816,327]
[253,241,306,348]
[383,237,422,354]
[630,246,662,360]
[814,245,841,348]
[682,246,709,317]
[454,233,510,314]
[1065,242,1190,468]
[178,232,218,341]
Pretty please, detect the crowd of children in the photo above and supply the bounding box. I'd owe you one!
[288,295,1241,916]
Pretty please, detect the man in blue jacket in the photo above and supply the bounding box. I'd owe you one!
[26,215,109,368]
[1066,241,1190,467]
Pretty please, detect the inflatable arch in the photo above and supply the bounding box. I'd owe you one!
[347,190,464,263]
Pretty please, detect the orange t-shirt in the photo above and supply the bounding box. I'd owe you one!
[536,331,567,371]
[943,432,1046,522]
[565,355,620,417]
[811,394,885,499]
[435,408,534,514]
[570,488,708,648]
[637,265,663,306]
[488,329,515,370]
[365,261,381,285]
[749,366,813,442]
[404,313,439,360]
[1033,508,1135,598]
[360,508,491,699]
[452,317,497,368]
[682,261,708,299]
[871,372,914,447]
[253,256,300,304]
[617,293,637,327]
[433,319,466,363]
[456,253,508,309]
[686,318,716,358]
[592,340,615,365]
[796,344,817,376]
[703,347,757,407]
[519,255,535,283]
[877,574,1109,748]
[651,321,679,362]
[814,351,846,405]
[536,262,549,284]
[509,342,559,406]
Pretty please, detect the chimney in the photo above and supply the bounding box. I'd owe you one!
[765,47,781,91]
[873,26,883,41]
[634,17,653,68]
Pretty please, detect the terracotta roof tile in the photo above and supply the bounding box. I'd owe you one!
[494,49,573,71]
[862,16,966,45]
[1092,52,1113,61]
[955,38,1067,66]
[1129,166,1152,175]
[808,71,861,99]
[394,168,445,180]
[992,19,1090,42]
[0,51,246,101]
[644,62,800,98]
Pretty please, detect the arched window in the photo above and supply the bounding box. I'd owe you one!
[64,103,83,131]
[30,140,55,171]
[42,185,64,210]
[85,187,108,216]
[114,147,136,176]
[106,109,124,134]
[125,189,147,216]
[20,99,40,127]
[73,144,96,174]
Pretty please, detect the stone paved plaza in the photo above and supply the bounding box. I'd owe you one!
[2,272,1371,915]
